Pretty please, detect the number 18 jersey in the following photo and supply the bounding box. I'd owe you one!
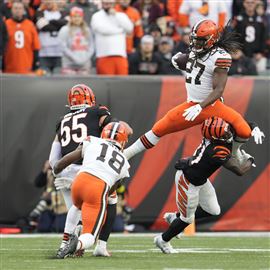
[80,136,130,188]
[185,48,232,103]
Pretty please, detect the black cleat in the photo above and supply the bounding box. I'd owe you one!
[56,234,78,259]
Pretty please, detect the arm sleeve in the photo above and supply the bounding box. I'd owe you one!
[91,13,124,35]
[114,13,134,34]
[209,145,231,165]
[58,26,76,61]
[49,140,62,168]
[213,50,232,71]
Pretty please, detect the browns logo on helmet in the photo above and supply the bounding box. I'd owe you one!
[201,117,233,142]
[190,19,220,55]
[101,122,128,150]
[67,84,96,110]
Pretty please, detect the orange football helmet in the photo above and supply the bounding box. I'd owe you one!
[67,84,96,110]
[101,122,128,149]
[201,117,233,142]
[190,19,220,54]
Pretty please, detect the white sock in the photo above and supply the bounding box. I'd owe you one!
[96,240,107,249]
[124,130,160,160]
[64,205,81,235]
[77,233,95,250]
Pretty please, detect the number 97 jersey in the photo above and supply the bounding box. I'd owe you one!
[185,48,232,103]
[80,136,130,188]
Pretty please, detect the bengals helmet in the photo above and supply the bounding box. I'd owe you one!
[67,84,96,110]
[201,117,233,142]
[101,122,128,149]
[190,19,220,54]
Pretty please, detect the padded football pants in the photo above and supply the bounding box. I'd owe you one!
[152,100,251,139]
[175,170,221,224]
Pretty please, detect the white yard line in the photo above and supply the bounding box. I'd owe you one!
[1,232,270,238]
[0,247,269,253]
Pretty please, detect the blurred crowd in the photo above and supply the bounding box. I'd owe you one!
[0,0,269,76]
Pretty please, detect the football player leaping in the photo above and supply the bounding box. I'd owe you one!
[49,84,132,258]
[154,117,259,254]
[124,20,265,161]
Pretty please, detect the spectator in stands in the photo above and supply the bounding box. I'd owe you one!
[133,0,163,32]
[164,18,180,44]
[233,0,268,72]
[179,0,227,28]
[148,23,162,51]
[0,0,12,19]
[22,0,36,20]
[115,0,144,55]
[128,34,162,74]
[59,7,94,75]
[35,0,68,74]
[229,49,258,75]
[232,0,267,17]
[91,0,133,75]
[0,15,7,71]
[173,27,190,54]
[4,1,40,74]
[157,36,180,75]
[166,0,183,25]
[68,0,98,24]
[28,160,67,233]
[56,0,69,14]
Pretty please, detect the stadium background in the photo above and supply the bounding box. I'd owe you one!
[0,75,269,231]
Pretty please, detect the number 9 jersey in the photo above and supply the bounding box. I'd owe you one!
[80,136,130,188]
[185,48,232,103]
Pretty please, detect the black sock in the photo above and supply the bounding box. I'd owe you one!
[162,217,190,242]
[98,204,116,242]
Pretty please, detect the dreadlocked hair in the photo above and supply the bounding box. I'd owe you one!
[214,21,242,54]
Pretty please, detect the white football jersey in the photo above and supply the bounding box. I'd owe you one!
[79,136,130,187]
[185,47,232,103]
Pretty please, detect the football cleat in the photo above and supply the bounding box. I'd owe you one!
[163,212,181,239]
[93,245,111,257]
[56,234,78,259]
[154,235,178,254]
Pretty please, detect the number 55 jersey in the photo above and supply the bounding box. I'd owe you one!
[80,136,130,188]
[185,48,232,103]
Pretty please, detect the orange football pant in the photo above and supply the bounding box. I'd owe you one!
[72,172,109,236]
[96,56,128,75]
[152,100,251,139]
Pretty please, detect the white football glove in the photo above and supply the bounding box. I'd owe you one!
[183,104,202,121]
[54,177,73,190]
[171,52,183,70]
[251,126,265,144]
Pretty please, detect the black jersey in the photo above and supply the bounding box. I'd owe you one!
[176,139,232,186]
[57,105,110,158]
[234,13,267,57]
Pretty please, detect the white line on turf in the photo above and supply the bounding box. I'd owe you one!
[1,232,270,238]
[0,248,269,253]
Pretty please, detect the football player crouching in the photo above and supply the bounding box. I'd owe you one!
[53,122,130,258]
[154,117,263,254]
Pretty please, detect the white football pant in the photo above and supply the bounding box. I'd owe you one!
[175,170,220,224]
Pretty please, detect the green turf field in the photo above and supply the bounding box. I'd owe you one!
[0,234,269,270]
